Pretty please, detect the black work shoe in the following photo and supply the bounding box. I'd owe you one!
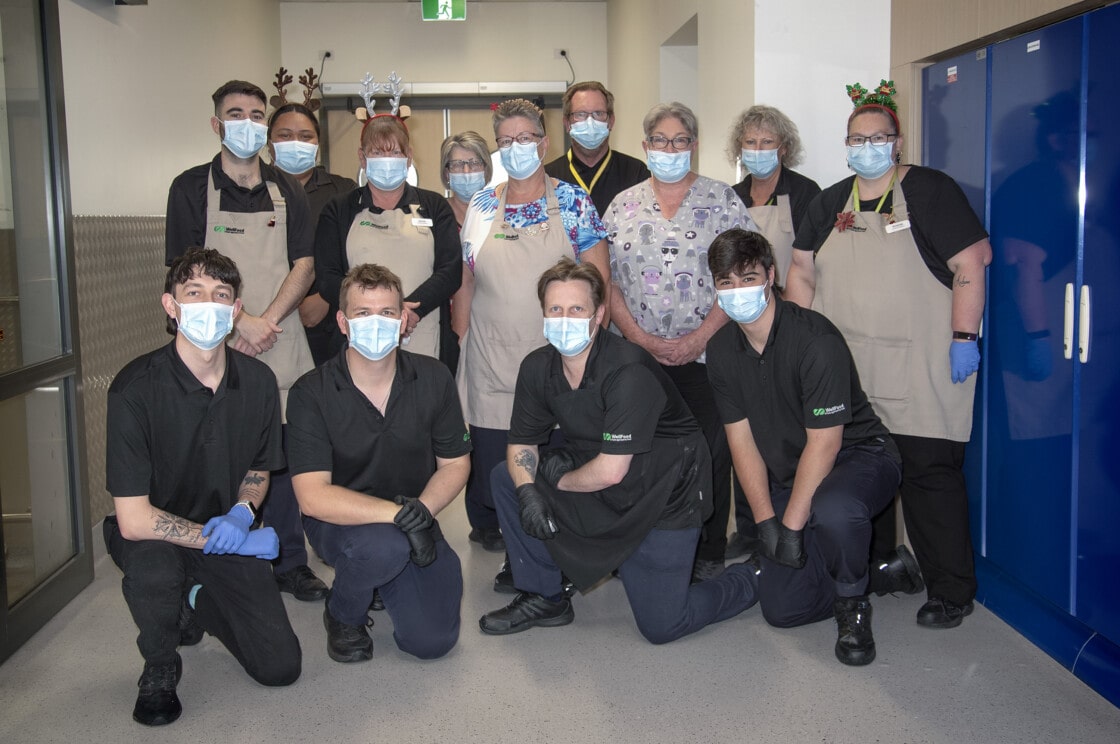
[724,532,760,561]
[323,607,373,663]
[369,588,385,612]
[133,655,183,726]
[834,596,876,666]
[493,559,515,594]
[917,596,974,629]
[691,558,725,584]
[479,592,574,635]
[276,564,329,602]
[469,526,506,552]
[868,545,925,596]
[178,591,203,647]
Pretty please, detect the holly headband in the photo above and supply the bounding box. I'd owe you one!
[846,79,900,132]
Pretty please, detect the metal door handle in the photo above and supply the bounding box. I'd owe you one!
[1064,283,1074,360]
[1079,284,1091,363]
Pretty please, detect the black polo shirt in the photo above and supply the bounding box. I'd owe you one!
[165,154,314,266]
[545,148,650,217]
[792,166,987,288]
[285,349,472,502]
[732,166,821,231]
[304,166,358,223]
[509,330,700,528]
[706,299,897,489]
[106,341,283,523]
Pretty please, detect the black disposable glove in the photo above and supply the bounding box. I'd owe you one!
[393,495,434,533]
[538,448,577,489]
[516,483,558,540]
[756,516,780,561]
[774,524,807,568]
[404,520,443,568]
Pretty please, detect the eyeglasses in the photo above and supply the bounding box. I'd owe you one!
[365,148,405,158]
[845,133,898,147]
[570,110,609,123]
[447,159,486,173]
[646,135,695,151]
[495,132,543,148]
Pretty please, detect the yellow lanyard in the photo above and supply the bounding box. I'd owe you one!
[851,169,896,213]
[567,148,612,196]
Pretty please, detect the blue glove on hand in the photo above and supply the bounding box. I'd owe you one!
[201,503,254,554]
[949,340,980,384]
[234,527,280,560]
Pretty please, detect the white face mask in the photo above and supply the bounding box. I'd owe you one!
[272,140,318,174]
[542,316,595,356]
[569,117,610,149]
[222,119,267,159]
[740,148,780,178]
[647,149,691,183]
[347,314,401,361]
[716,283,770,324]
[364,157,409,191]
[175,301,235,351]
[500,141,542,180]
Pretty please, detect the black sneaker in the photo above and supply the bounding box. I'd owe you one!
[132,655,183,726]
[323,606,373,663]
[479,592,574,635]
[691,558,725,584]
[834,596,876,666]
[369,588,385,612]
[178,591,203,647]
[276,564,329,602]
[469,526,506,552]
[493,559,515,594]
[917,596,974,629]
[868,545,925,596]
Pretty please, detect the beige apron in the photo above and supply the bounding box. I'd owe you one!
[812,177,975,441]
[747,193,795,288]
[205,169,312,420]
[458,178,575,429]
[344,203,439,360]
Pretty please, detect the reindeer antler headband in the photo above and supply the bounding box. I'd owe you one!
[270,66,322,112]
[356,71,405,122]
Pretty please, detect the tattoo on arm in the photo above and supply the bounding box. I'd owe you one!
[238,471,268,504]
[152,510,204,544]
[956,276,971,287]
[513,449,538,480]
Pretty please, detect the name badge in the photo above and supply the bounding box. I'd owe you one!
[412,217,434,228]
[885,219,911,234]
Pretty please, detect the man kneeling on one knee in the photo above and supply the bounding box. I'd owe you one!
[288,264,470,663]
[480,258,758,643]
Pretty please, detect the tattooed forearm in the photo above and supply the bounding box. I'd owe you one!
[238,471,268,505]
[955,276,971,287]
[513,448,538,480]
[152,510,204,544]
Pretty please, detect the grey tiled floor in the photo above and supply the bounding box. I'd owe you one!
[1,499,1118,744]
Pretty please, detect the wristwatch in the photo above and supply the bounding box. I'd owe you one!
[234,499,258,520]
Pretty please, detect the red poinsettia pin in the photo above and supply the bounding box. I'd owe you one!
[834,211,856,232]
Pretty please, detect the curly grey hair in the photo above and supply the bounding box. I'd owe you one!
[726,105,804,168]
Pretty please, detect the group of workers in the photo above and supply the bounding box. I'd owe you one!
[103,74,989,726]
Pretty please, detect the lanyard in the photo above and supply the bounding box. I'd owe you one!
[851,169,896,214]
[567,148,612,196]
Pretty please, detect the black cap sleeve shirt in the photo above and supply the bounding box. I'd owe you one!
[106,342,284,523]
[706,300,895,489]
[285,350,472,502]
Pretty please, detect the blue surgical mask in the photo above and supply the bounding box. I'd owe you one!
[569,118,610,149]
[847,141,895,179]
[365,157,409,191]
[717,283,770,325]
[449,171,486,202]
[500,141,542,180]
[347,314,401,361]
[647,149,691,183]
[740,148,780,178]
[175,301,235,351]
[543,316,594,357]
[222,119,267,159]
[272,141,318,175]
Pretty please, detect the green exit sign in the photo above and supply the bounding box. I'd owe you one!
[421,0,466,21]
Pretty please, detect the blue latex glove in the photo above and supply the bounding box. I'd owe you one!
[1025,336,1053,381]
[201,503,254,554]
[949,340,980,384]
[234,527,280,560]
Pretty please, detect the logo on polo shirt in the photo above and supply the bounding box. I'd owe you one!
[212,225,246,235]
[603,432,632,442]
[813,404,846,417]
[463,431,471,442]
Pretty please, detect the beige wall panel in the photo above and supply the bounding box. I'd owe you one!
[404,109,446,191]
[891,0,978,65]
[976,0,1089,37]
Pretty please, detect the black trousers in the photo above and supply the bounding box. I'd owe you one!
[104,518,301,685]
[661,362,731,561]
[264,424,310,574]
[894,434,978,606]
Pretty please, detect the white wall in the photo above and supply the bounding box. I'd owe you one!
[755,0,891,188]
[59,0,282,215]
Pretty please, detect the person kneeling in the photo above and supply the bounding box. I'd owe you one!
[480,259,758,644]
[705,228,906,666]
[288,264,469,663]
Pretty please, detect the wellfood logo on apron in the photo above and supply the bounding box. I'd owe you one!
[359,220,389,229]
[212,226,246,235]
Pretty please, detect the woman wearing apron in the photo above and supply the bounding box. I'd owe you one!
[724,105,821,560]
[785,82,992,630]
[453,98,610,564]
[315,114,461,371]
[439,131,492,229]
